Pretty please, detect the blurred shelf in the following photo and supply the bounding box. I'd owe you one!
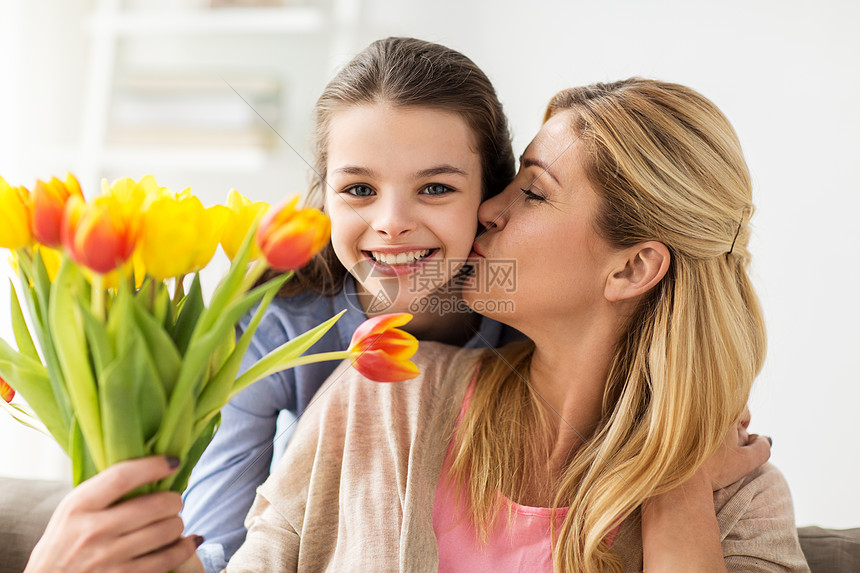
[87,7,325,36]
[100,146,269,172]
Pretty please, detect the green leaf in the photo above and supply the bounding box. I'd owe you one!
[16,256,73,431]
[132,294,182,398]
[194,280,281,421]
[79,304,114,378]
[70,417,98,486]
[49,260,106,470]
[152,282,170,328]
[160,412,219,493]
[0,398,51,436]
[100,334,146,467]
[0,338,71,452]
[231,310,346,397]
[154,281,271,456]
[172,273,203,355]
[9,280,39,363]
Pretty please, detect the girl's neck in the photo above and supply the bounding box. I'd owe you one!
[359,293,483,347]
[403,303,483,346]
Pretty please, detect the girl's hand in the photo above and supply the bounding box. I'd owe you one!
[24,456,201,573]
[701,406,771,491]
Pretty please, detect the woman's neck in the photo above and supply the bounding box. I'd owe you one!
[526,319,622,472]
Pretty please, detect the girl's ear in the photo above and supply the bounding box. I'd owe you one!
[604,241,670,303]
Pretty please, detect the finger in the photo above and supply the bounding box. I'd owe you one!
[741,433,771,467]
[109,515,185,560]
[105,491,183,536]
[127,535,201,573]
[72,456,179,511]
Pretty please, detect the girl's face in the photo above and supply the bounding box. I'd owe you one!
[324,103,483,315]
[466,111,618,335]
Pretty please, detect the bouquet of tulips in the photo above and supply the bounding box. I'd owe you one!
[0,174,419,493]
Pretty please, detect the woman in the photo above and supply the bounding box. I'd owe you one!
[25,78,808,572]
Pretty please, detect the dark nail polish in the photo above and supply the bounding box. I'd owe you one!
[193,535,205,548]
[166,456,180,469]
[766,436,773,446]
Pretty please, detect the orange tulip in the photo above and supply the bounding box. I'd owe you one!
[61,195,137,274]
[31,174,83,248]
[0,375,13,403]
[347,313,420,382]
[256,196,330,272]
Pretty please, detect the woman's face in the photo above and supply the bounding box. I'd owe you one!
[324,103,483,315]
[465,111,618,334]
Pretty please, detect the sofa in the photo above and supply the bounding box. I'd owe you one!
[1,477,858,573]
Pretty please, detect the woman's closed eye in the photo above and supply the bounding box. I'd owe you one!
[521,187,546,203]
[420,183,455,196]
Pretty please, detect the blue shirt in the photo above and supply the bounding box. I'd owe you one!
[181,276,522,572]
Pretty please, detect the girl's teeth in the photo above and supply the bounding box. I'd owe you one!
[370,249,430,265]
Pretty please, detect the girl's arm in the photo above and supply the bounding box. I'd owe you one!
[25,457,200,573]
[641,408,772,572]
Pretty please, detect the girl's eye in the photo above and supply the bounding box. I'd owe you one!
[521,187,545,203]
[344,185,375,197]
[420,184,454,196]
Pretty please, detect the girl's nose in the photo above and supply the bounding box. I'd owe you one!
[372,194,416,239]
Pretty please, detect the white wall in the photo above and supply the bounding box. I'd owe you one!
[1,0,858,529]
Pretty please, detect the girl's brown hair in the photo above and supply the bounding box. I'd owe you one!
[266,37,515,296]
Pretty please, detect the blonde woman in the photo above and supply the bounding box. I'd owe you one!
[25,79,809,572]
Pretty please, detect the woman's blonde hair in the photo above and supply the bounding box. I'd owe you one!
[263,37,515,296]
[449,78,767,572]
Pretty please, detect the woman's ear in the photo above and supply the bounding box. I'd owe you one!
[604,241,670,302]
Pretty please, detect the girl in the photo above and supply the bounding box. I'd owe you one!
[179,37,521,572]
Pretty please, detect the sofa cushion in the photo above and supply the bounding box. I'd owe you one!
[0,477,71,573]
[798,525,860,573]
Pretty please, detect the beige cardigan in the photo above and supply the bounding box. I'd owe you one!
[227,342,809,572]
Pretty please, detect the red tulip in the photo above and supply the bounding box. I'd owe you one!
[61,195,137,274]
[31,174,83,247]
[347,313,420,382]
[0,375,14,403]
[256,197,331,271]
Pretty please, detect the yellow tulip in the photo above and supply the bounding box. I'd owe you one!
[220,189,270,261]
[0,177,32,250]
[138,194,221,280]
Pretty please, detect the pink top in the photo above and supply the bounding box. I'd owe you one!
[433,371,618,572]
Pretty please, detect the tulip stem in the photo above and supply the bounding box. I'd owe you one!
[91,274,105,322]
[239,261,269,298]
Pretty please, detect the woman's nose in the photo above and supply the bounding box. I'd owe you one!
[372,195,416,239]
[478,187,513,232]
